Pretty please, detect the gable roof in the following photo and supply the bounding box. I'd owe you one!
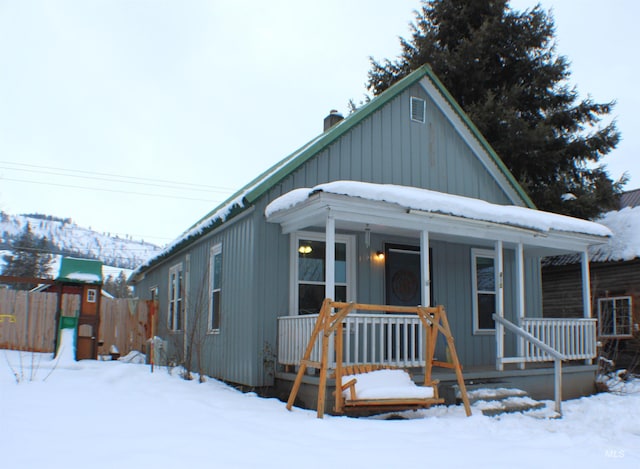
[131,65,534,279]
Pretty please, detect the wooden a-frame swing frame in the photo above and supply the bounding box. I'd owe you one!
[286,299,472,418]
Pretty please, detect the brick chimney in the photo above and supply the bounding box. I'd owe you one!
[323,109,344,131]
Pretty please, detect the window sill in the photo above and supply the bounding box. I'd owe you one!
[473,329,495,336]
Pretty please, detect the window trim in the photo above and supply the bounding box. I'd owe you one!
[168,263,184,332]
[410,96,426,123]
[290,231,356,316]
[208,243,222,334]
[471,248,496,335]
[149,285,159,302]
[86,288,97,303]
[598,296,633,338]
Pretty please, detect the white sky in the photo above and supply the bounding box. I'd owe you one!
[0,1,638,246]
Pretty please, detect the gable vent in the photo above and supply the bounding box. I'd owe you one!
[410,96,426,123]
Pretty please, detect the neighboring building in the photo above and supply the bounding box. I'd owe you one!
[131,65,609,406]
[543,190,640,371]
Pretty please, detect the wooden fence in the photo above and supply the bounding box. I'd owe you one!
[0,289,152,357]
[99,298,151,357]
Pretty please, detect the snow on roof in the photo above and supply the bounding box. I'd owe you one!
[589,206,640,262]
[64,272,102,283]
[266,181,612,238]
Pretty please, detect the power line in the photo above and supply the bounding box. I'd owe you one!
[0,165,233,195]
[1,177,225,202]
[0,160,236,192]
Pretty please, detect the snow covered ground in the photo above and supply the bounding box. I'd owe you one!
[1,349,638,469]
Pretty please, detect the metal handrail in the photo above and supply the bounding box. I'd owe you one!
[493,314,564,416]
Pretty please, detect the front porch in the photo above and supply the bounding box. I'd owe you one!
[276,309,598,414]
[266,182,609,414]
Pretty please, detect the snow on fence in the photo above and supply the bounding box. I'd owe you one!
[0,289,151,357]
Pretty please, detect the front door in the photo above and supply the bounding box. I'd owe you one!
[385,244,421,306]
[384,244,422,361]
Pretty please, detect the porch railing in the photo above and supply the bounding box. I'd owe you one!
[278,313,425,369]
[520,318,597,361]
[494,315,566,415]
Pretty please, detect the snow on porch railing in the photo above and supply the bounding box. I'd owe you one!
[277,313,425,369]
[520,317,597,361]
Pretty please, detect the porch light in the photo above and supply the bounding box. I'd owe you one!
[374,250,385,261]
[298,245,312,255]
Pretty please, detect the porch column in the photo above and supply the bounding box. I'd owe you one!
[581,249,593,365]
[515,243,525,369]
[495,240,504,371]
[325,212,335,301]
[420,230,431,307]
[580,250,592,318]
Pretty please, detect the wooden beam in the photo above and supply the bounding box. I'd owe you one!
[438,305,472,417]
[331,301,439,315]
[286,298,332,411]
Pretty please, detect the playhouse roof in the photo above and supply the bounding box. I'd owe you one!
[56,257,103,284]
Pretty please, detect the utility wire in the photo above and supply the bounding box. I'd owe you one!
[0,160,235,192]
[0,165,233,195]
[1,177,224,202]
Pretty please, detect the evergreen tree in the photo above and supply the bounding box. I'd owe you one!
[103,271,132,298]
[1,223,53,289]
[367,0,624,218]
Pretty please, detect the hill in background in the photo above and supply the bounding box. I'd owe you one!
[0,212,162,271]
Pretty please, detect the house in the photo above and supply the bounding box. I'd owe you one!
[130,65,610,410]
[542,189,640,372]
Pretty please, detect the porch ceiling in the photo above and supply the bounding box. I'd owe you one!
[266,185,609,254]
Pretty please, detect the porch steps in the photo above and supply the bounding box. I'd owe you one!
[455,386,547,417]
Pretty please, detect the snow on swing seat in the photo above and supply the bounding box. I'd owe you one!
[341,369,435,400]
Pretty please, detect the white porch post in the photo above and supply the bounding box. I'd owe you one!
[325,212,335,301]
[420,230,431,307]
[515,243,526,369]
[495,240,504,371]
[581,250,592,318]
[581,249,593,364]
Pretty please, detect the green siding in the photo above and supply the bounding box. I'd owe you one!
[133,70,543,386]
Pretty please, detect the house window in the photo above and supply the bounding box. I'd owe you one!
[87,288,97,303]
[209,244,222,332]
[472,249,496,333]
[598,296,632,338]
[410,96,426,123]
[150,285,159,302]
[292,232,355,315]
[168,263,184,331]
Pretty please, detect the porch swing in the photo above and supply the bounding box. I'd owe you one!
[285,299,472,418]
